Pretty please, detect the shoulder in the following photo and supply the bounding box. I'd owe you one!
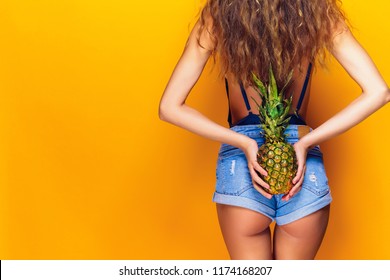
[188,10,216,53]
[330,20,351,45]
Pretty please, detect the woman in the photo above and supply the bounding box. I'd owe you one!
[159,0,389,259]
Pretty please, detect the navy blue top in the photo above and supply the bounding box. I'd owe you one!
[225,63,312,127]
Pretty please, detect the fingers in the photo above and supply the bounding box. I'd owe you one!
[293,162,305,184]
[252,182,273,200]
[252,161,268,177]
[292,141,308,184]
[283,165,306,201]
[248,163,269,190]
[248,161,272,199]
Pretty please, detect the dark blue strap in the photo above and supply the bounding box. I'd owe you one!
[239,81,252,111]
[296,62,312,113]
[224,78,232,125]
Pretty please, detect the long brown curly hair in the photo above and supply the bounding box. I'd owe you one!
[197,0,348,87]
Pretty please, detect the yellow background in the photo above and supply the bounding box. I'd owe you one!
[1,0,389,260]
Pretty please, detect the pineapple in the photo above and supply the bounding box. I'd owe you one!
[251,66,297,195]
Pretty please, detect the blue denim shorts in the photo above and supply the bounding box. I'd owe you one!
[213,124,332,225]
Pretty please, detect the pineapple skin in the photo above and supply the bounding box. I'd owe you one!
[257,141,298,195]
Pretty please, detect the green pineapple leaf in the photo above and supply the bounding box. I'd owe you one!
[252,72,267,96]
[251,64,294,140]
[250,96,262,111]
[268,65,278,101]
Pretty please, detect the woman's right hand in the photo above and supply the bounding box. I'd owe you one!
[242,138,273,199]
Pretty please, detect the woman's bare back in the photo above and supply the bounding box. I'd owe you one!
[225,62,312,126]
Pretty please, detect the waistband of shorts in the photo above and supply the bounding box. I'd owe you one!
[229,124,312,138]
[221,124,322,158]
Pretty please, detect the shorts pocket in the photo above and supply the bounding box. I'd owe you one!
[301,156,330,196]
[218,138,264,160]
[215,154,253,196]
[218,145,243,160]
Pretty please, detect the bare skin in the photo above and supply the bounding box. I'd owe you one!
[216,204,273,260]
[216,204,330,260]
[273,205,330,259]
[159,13,389,259]
[225,63,312,127]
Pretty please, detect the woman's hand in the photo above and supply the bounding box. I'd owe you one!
[282,140,308,201]
[242,138,273,199]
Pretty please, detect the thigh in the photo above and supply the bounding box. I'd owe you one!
[273,205,330,260]
[216,203,273,260]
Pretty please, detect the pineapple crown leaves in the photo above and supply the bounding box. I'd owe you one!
[251,66,294,142]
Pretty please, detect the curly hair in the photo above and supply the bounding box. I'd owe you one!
[197,0,348,87]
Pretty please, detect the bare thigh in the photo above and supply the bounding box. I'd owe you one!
[216,203,273,260]
[273,205,330,260]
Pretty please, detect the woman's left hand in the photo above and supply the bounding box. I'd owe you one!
[282,140,308,201]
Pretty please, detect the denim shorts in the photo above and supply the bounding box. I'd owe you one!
[213,124,332,225]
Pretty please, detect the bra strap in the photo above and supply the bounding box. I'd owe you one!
[296,62,313,113]
[225,78,232,126]
[239,81,252,112]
